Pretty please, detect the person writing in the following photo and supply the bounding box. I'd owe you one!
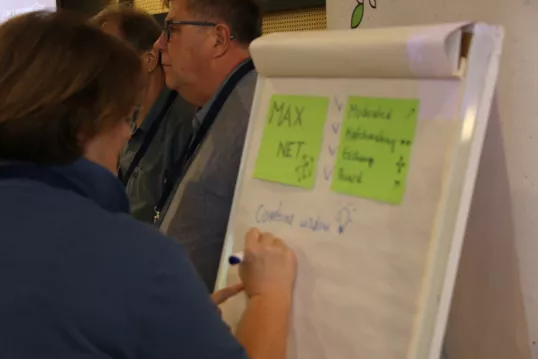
[0,11,296,359]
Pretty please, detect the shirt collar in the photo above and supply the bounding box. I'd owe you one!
[51,158,130,214]
[193,58,252,129]
[137,87,174,133]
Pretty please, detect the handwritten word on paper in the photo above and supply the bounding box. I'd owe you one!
[253,201,357,235]
[331,97,419,204]
[253,94,329,188]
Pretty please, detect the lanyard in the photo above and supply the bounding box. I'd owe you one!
[118,91,178,186]
[153,59,255,224]
[0,164,89,199]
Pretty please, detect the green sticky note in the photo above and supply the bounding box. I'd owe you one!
[331,97,419,204]
[253,94,329,188]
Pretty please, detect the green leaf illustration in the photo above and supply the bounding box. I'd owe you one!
[351,3,364,28]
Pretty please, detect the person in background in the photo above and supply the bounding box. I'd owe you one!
[0,11,296,359]
[92,6,195,223]
[154,0,260,290]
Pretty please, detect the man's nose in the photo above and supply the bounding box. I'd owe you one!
[154,32,166,51]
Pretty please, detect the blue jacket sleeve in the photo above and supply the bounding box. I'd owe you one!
[136,237,249,359]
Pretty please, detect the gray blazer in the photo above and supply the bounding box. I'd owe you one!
[160,70,257,290]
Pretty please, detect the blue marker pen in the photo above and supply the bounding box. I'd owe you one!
[228,251,244,265]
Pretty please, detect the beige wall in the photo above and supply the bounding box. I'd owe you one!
[326,1,536,359]
[133,0,327,33]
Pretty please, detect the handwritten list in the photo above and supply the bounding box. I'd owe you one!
[253,94,329,188]
[331,97,419,204]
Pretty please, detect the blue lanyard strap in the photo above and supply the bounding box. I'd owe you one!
[118,91,178,186]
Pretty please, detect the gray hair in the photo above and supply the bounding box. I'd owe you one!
[163,0,262,44]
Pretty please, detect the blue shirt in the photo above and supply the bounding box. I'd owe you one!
[0,158,247,359]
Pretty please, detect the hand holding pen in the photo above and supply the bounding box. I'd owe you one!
[228,228,297,298]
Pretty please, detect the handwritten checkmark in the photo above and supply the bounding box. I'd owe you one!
[334,97,344,111]
[406,108,416,118]
[323,167,333,181]
[328,145,337,156]
[331,123,340,134]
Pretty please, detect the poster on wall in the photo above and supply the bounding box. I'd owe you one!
[0,1,56,23]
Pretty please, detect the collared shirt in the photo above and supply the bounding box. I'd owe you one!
[160,60,257,290]
[191,59,250,133]
[0,158,248,359]
[119,88,195,223]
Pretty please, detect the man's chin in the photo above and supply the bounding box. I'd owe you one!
[164,76,180,92]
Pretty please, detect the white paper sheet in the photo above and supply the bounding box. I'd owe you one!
[219,77,461,359]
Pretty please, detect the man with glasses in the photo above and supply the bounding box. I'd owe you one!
[154,0,260,290]
[92,7,195,223]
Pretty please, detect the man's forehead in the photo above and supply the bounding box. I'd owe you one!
[165,0,189,20]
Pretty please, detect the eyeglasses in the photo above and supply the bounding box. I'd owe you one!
[163,20,235,42]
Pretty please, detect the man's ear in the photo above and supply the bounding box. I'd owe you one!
[145,48,159,72]
[213,23,232,57]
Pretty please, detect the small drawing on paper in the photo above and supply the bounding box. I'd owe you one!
[336,205,355,234]
[295,154,315,182]
[396,156,406,173]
